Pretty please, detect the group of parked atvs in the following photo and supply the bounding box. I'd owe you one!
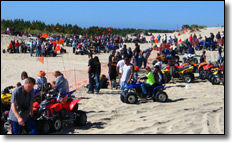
[1,84,87,134]
[120,42,224,105]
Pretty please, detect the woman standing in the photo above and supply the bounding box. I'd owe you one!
[94,56,101,94]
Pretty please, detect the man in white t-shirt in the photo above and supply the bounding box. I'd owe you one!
[120,57,134,93]
[116,56,125,86]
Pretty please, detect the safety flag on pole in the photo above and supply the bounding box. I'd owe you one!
[54,45,61,53]
[41,33,48,38]
[37,56,44,64]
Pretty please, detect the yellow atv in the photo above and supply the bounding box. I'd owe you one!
[162,64,195,83]
[1,86,15,113]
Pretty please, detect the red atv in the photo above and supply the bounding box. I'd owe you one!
[33,90,87,134]
[2,90,87,134]
[199,62,219,80]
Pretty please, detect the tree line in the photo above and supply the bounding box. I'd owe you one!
[1,19,173,36]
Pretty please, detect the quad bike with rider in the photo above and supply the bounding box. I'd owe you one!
[2,89,87,134]
[120,81,168,104]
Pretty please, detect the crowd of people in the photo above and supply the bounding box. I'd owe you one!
[86,42,163,96]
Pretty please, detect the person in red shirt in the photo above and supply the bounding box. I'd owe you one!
[15,40,20,53]
[189,34,193,42]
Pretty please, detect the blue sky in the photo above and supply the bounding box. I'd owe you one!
[1,1,224,30]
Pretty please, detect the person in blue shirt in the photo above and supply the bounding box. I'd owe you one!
[53,71,69,94]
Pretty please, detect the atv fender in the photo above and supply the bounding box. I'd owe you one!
[50,103,62,112]
[69,98,82,112]
[152,85,165,94]
[125,84,141,89]
[33,101,40,108]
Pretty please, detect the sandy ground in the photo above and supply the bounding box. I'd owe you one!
[1,27,224,134]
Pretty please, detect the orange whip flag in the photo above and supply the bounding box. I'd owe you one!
[37,56,44,64]
[41,33,47,38]
[155,38,158,43]
[54,45,61,53]
[195,28,197,31]
[59,38,64,44]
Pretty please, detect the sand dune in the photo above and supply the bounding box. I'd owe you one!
[1,27,224,134]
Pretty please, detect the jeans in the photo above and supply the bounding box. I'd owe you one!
[134,56,139,66]
[88,73,95,92]
[10,116,38,134]
[138,57,144,68]
[141,83,152,95]
[36,49,39,57]
[30,48,33,56]
[97,46,100,53]
[143,58,147,68]
[16,47,19,53]
[95,73,100,92]
[120,81,128,93]
[218,54,223,63]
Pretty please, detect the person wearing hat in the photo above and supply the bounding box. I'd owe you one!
[36,70,47,91]
[137,66,155,97]
[133,66,140,81]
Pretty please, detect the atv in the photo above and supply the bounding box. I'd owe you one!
[162,64,195,83]
[1,86,15,114]
[32,90,87,134]
[120,81,168,104]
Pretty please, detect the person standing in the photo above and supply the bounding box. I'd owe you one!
[30,40,33,56]
[116,56,125,87]
[133,43,140,66]
[120,57,134,93]
[87,53,96,94]
[109,57,118,89]
[216,31,221,43]
[41,43,45,56]
[94,56,101,94]
[142,47,153,68]
[9,77,38,134]
[217,46,223,63]
[15,40,20,53]
[108,50,116,87]
[157,34,161,43]
[168,36,173,44]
